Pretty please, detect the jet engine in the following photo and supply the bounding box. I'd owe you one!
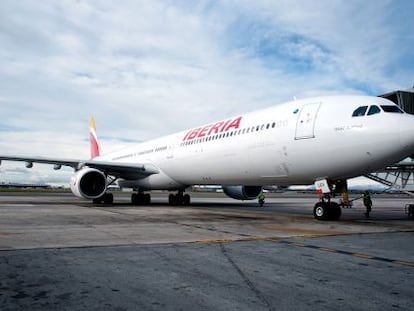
[222,185,263,200]
[70,168,107,199]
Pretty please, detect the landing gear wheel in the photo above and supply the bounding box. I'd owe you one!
[92,192,113,205]
[168,193,175,205]
[131,192,151,205]
[131,193,138,205]
[313,202,341,221]
[168,192,191,206]
[92,197,102,204]
[330,202,342,220]
[103,193,114,204]
[314,202,327,220]
[144,193,151,205]
[183,194,190,205]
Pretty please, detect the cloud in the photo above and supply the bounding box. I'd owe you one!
[0,0,413,185]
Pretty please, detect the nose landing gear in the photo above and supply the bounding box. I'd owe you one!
[313,200,341,221]
[314,179,347,221]
[131,191,151,205]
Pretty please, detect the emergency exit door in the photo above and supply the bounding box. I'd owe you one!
[295,102,321,139]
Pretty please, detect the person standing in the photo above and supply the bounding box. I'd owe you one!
[258,192,266,207]
[363,191,372,218]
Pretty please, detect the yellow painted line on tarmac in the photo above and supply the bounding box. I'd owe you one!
[318,247,336,253]
[192,233,346,245]
[258,225,347,236]
[191,236,282,244]
[192,238,237,244]
[353,253,374,259]
[394,260,414,268]
[191,237,414,269]
[281,241,414,269]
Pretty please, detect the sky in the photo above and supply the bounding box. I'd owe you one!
[0,0,413,186]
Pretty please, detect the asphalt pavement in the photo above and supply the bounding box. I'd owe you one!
[0,191,413,310]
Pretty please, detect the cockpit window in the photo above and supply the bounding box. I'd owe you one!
[367,105,381,116]
[352,106,368,117]
[381,105,404,113]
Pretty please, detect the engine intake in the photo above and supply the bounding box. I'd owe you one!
[222,185,263,200]
[70,168,107,199]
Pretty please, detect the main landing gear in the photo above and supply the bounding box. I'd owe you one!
[93,192,114,204]
[131,191,151,205]
[168,191,190,206]
[129,189,191,205]
[92,176,117,205]
[129,190,191,205]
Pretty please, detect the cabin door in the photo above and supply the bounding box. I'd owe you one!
[294,102,321,140]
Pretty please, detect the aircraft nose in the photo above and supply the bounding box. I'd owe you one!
[399,115,414,154]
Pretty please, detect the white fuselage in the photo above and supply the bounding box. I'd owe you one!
[97,95,414,190]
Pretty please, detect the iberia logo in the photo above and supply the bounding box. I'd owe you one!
[183,116,242,141]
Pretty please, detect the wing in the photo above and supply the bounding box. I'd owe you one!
[83,160,159,179]
[0,155,159,180]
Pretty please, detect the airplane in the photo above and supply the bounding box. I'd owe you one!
[1,94,414,221]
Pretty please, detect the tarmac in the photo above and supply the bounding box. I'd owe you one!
[0,191,413,310]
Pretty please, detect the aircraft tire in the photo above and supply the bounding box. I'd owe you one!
[183,194,190,205]
[104,193,114,204]
[314,202,327,220]
[92,197,102,204]
[329,202,342,220]
[131,193,138,205]
[314,202,341,221]
[168,193,175,205]
[144,193,151,204]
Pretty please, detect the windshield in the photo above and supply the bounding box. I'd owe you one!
[367,105,381,116]
[381,105,404,113]
[352,106,368,117]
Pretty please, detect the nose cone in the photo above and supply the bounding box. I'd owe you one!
[399,115,414,155]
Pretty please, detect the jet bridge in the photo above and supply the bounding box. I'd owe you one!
[365,87,414,194]
[364,161,414,194]
[380,87,414,114]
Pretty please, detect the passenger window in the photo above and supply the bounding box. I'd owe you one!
[367,105,381,116]
[352,106,368,117]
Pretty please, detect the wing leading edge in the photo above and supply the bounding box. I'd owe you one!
[0,156,159,180]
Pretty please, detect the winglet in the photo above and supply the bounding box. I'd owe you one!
[89,117,100,159]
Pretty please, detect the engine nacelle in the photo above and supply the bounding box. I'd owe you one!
[222,185,263,200]
[70,168,107,199]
